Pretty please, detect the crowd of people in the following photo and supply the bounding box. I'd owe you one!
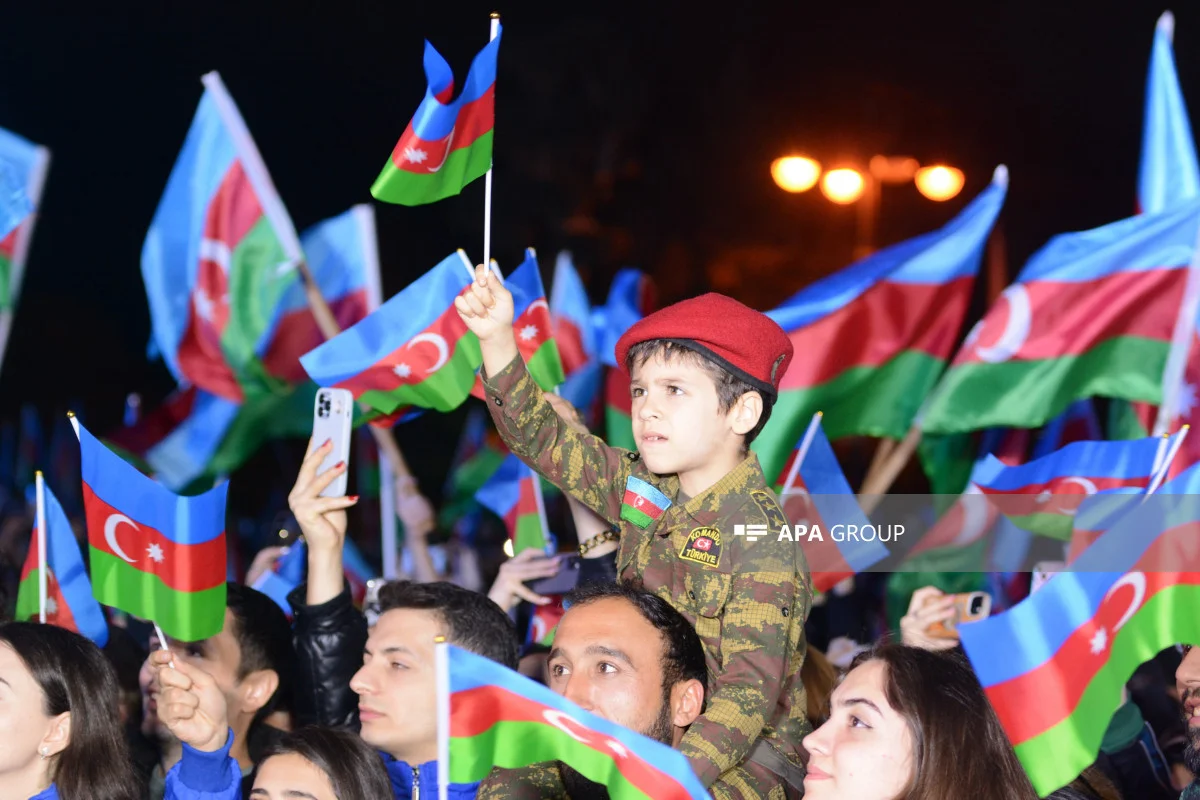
[0,275,1198,800]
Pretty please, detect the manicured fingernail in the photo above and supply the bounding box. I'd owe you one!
[335,461,345,469]
[322,438,332,448]
[348,495,360,502]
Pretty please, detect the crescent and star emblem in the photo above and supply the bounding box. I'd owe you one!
[407,333,450,373]
[426,128,456,173]
[103,514,139,564]
[1103,571,1146,633]
[972,284,1032,364]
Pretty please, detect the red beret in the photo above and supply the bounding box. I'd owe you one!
[614,293,793,397]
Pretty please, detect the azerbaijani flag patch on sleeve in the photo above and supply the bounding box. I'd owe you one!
[620,476,672,529]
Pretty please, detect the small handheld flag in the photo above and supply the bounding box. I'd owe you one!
[73,415,228,642]
[370,27,502,206]
[15,473,108,646]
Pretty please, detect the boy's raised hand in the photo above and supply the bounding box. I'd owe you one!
[455,264,514,339]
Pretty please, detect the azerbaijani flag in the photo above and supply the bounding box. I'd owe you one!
[922,198,1200,435]
[527,596,565,648]
[597,270,658,450]
[973,435,1171,540]
[437,643,710,800]
[959,463,1200,795]
[1111,11,1200,474]
[261,205,377,384]
[1138,11,1199,214]
[143,72,306,404]
[620,476,671,530]
[76,418,227,642]
[442,407,509,524]
[471,249,564,398]
[15,477,108,646]
[756,168,1008,482]
[0,125,49,313]
[551,251,601,424]
[477,453,547,555]
[779,416,889,592]
[250,541,307,617]
[300,252,481,416]
[370,28,502,206]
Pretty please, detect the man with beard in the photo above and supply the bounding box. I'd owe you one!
[1178,644,1200,798]
[476,581,709,799]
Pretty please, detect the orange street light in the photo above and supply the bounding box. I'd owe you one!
[771,155,821,193]
[915,165,966,201]
[820,168,865,204]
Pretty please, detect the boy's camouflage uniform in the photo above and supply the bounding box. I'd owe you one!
[482,355,812,799]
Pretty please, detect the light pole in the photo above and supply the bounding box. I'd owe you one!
[772,154,965,259]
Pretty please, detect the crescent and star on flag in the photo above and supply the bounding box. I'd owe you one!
[103,513,166,565]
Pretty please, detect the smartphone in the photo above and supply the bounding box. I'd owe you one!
[311,388,354,498]
[926,592,992,639]
[529,555,582,596]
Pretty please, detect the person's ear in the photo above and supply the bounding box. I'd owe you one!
[729,391,763,436]
[670,679,705,729]
[235,669,280,717]
[40,711,71,758]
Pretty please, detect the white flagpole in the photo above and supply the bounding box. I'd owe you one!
[35,471,46,624]
[435,638,450,800]
[1148,426,1190,495]
[1153,201,1200,435]
[482,13,500,278]
[781,412,823,496]
[380,448,399,579]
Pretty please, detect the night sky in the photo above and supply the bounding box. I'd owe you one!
[0,0,1185,482]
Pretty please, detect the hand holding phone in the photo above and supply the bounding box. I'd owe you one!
[925,592,992,639]
[311,388,354,498]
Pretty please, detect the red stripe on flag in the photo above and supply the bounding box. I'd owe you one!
[450,684,695,798]
[513,300,554,356]
[107,387,199,458]
[553,317,590,376]
[82,484,226,593]
[262,289,370,383]
[980,476,1148,519]
[336,300,472,396]
[0,227,17,260]
[203,161,266,247]
[606,369,632,415]
[389,87,495,175]
[781,278,973,390]
[954,269,1184,366]
[782,493,855,592]
[622,489,665,519]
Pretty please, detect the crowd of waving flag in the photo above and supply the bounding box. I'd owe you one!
[3,10,1200,799]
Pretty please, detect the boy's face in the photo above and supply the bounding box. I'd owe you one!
[629,351,742,479]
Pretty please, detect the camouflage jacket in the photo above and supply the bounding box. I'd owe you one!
[483,356,813,789]
[477,763,601,800]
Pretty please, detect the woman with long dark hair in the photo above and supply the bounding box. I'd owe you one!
[802,643,1039,800]
[0,622,139,800]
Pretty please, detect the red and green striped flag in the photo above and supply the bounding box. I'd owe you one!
[476,453,548,555]
[959,462,1200,795]
[619,476,672,530]
[143,71,307,404]
[0,125,49,314]
[921,199,1200,436]
[753,168,1008,482]
[596,270,658,449]
[437,643,710,799]
[300,252,482,416]
[370,29,501,205]
[76,417,227,642]
[471,249,565,399]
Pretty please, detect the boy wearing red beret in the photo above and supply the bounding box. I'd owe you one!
[458,266,812,799]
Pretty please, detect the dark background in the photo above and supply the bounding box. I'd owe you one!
[0,0,1183,491]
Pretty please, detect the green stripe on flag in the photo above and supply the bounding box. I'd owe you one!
[1005,512,1072,541]
[922,337,1167,436]
[1108,400,1151,440]
[89,550,225,641]
[14,570,40,620]
[449,719,657,799]
[1008,583,1200,796]
[221,215,294,390]
[606,407,635,451]
[370,132,494,207]
[620,505,654,529]
[359,335,482,414]
[527,339,566,392]
[0,250,11,310]
[756,350,947,484]
[513,512,546,555]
